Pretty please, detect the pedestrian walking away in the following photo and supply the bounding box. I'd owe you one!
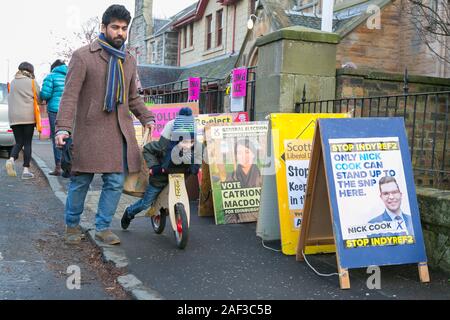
[6,62,40,180]
[40,59,68,176]
[55,5,155,246]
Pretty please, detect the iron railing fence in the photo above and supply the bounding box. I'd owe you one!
[143,67,257,119]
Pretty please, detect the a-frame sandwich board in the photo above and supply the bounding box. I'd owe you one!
[297,118,429,289]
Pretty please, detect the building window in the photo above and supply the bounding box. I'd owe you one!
[151,41,157,64]
[189,23,194,47]
[183,26,187,49]
[216,9,223,47]
[206,14,213,50]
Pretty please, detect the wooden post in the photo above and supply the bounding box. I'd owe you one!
[418,262,430,283]
[338,266,351,290]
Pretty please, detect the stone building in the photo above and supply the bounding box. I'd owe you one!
[172,0,257,67]
[146,4,199,66]
[129,0,258,90]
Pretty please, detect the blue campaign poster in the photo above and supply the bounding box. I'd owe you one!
[319,117,428,269]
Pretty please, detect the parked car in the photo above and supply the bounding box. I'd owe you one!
[0,83,15,156]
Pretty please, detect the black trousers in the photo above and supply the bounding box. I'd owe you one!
[10,124,35,168]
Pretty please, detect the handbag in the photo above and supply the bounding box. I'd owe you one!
[123,128,152,197]
[31,80,42,133]
[61,137,73,178]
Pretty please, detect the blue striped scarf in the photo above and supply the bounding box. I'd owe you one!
[98,33,127,113]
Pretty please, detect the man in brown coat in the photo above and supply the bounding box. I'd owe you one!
[56,5,155,245]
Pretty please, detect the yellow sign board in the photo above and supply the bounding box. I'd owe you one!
[270,113,349,256]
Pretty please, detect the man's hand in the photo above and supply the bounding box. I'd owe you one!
[145,123,155,134]
[55,133,70,148]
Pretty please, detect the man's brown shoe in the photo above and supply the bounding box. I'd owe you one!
[65,226,84,245]
[95,230,121,245]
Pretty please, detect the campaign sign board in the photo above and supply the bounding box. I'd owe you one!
[205,122,269,225]
[232,67,247,98]
[297,118,429,289]
[257,113,348,256]
[197,113,249,217]
[195,112,249,144]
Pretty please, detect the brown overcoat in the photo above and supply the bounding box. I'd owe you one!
[56,40,154,174]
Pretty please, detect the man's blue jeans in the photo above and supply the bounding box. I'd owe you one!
[126,183,165,218]
[65,173,125,232]
[48,111,62,166]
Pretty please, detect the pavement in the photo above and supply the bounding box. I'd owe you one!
[0,151,129,300]
[31,139,450,300]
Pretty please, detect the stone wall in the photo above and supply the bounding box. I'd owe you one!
[130,14,149,64]
[336,1,450,78]
[417,188,450,275]
[164,32,179,66]
[336,68,450,98]
[399,0,450,78]
[129,0,153,65]
[336,2,402,74]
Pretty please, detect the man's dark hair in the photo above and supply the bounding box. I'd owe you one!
[379,176,400,192]
[18,62,34,75]
[51,59,65,72]
[102,5,131,26]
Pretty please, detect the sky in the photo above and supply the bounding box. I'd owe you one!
[0,0,198,84]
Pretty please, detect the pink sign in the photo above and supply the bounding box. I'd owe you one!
[134,103,200,141]
[188,77,201,101]
[40,118,50,139]
[150,107,184,139]
[232,67,247,98]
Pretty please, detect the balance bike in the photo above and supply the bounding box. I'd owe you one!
[145,169,191,249]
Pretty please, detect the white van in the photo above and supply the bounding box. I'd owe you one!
[0,83,15,155]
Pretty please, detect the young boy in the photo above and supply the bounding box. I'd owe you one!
[121,108,201,230]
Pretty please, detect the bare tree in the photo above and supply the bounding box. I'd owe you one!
[53,17,101,61]
[406,0,450,64]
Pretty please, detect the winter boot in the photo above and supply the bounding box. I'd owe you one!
[65,226,84,245]
[49,163,62,176]
[95,230,121,245]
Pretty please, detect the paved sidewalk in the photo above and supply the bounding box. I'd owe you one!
[32,139,162,300]
[0,156,128,300]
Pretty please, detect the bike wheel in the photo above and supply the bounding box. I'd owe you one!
[173,203,189,249]
[151,208,166,234]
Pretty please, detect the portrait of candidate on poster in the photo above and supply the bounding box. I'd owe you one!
[329,137,416,249]
[205,122,269,225]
